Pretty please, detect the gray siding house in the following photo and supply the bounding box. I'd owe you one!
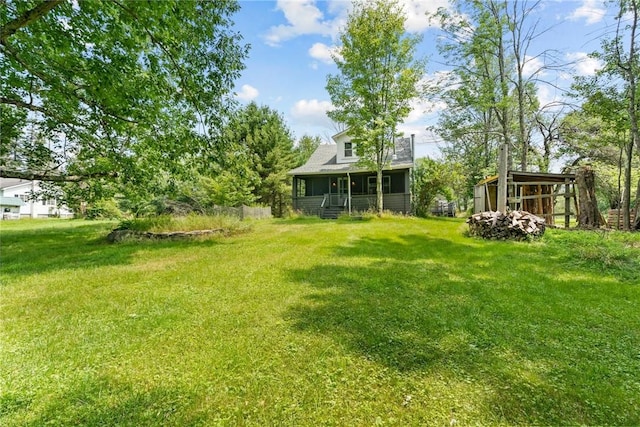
[288,130,415,218]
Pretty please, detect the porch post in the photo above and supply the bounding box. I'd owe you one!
[347,172,352,215]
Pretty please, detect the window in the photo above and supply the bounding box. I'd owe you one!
[344,142,353,157]
[295,178,306,197]
[383,176,390,194]
[367,176,391,194]
[367,176,376,194]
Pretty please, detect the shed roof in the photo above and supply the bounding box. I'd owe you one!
[0,178,31,190]
[475,171,576,186]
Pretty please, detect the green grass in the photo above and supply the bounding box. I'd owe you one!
[1,217,639,426]
[116,213,250,234]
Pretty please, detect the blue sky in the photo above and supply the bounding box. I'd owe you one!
[231,0,618,158]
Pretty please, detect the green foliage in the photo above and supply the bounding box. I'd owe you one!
[1,0,248,201]
[326,0,425,214]
[411,157,455,217]
[1,218,639,425]
[84,199,124,220]
[429,0,549,175]
[293,134,322,167]
[220,102,296,217]
[567,0,639,227]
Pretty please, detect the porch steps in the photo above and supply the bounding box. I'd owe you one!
[320,207,344,219]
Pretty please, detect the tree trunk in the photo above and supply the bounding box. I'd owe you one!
[376,168,383,216]
[634,176,640,230]
[576,166,601,228]
[622,139,633,230]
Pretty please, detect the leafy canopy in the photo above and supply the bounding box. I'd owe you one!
[1,0,248,190]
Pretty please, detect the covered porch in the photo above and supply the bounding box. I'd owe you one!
[292,170,411,218]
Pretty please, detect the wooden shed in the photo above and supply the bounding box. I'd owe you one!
[474,171,577,227]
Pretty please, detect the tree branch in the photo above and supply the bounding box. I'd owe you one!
[1,96,47,114]
[0,0,64,44]
[0,168,118,183]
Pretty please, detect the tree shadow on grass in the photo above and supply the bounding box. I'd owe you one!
[0,222,228,282]
[285,233,640,425]
[1,377,208,427]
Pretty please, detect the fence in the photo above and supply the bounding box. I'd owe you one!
[211,205,272,220]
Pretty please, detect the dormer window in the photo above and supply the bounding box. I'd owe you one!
[344,142,353,157]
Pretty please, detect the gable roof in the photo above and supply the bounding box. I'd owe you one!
[289,136,414,176]
[0,178,32,190]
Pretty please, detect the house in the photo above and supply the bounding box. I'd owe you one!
[0,195,24,219]
[0,178,74,219]
[474,171,576,227]
[288,130,415,218]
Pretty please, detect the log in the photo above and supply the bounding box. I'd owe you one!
[466,210,546,241]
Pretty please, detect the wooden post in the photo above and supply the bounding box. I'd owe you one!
[564,178,571,228]
[347,172,352,216]
[497,143,508,213]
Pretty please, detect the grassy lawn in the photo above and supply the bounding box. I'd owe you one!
[1,216,639,426]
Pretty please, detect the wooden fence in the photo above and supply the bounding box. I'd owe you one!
[607,209,636,229]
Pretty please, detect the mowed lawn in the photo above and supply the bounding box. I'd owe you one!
[1,217,639,426]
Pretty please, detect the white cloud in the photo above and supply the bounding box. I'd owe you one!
[400,0,452,32]
[308,42,340,64]
[264,0,451,47]
[522,55,546,78]
[264,0,346,47]
[290,99,335,127]
[235,84,259,101]
[568,0,606,25]
[536,85,561,109]
[404,97,446,124]
[566,52,603,76]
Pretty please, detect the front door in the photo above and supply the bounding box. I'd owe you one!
[330,177,349,207]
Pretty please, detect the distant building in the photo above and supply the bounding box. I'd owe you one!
[0,178,73,219]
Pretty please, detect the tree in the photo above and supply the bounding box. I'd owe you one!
[411,157,454,217]
[429,0,562,181]
[570,0,640,229]
[293,134,321,167]
[326,0,425,215]
[220,102,296,217]
[1,1,248,199]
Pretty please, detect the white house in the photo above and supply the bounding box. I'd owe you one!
[0,178,73,219]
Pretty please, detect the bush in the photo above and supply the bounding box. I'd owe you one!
[85,199,124,220]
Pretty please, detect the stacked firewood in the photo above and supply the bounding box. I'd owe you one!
[467,210,546,240]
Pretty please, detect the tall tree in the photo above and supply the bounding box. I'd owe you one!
[430,0,560,181]
[293,134,322,167]
[220,102,295,217]
[326,0,425,215]
[571,0,639,229]
[1,0,248,198]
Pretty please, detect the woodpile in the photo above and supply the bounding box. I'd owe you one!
[467,210,546,240]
